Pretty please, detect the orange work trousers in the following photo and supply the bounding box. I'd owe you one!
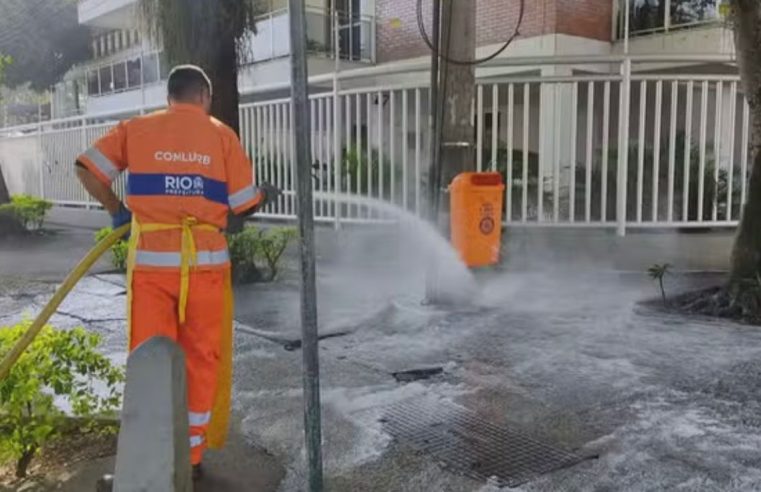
[129,269,225,465]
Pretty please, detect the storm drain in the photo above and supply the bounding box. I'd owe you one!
[382,398,591,487]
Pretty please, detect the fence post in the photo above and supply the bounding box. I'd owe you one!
[80,117,92,209]
[616,57,632,237]
[37,122,44,199]
[333,10,342,230]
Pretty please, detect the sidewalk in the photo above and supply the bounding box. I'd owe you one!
[0,208,287,491]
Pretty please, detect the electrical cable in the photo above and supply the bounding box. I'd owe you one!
[416,0,525,66]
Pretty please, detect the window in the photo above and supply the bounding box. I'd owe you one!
[113,61,127,91]
[99,66,113,94]
[127,57,142,88]
[629,0,666,33]
[142,53,159,84]
[335,0,362,61]
[625,0,719,36]
[670,0,718,26]
[87,70,99,96]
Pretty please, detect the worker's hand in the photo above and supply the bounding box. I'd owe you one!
[226,212,245,234]
[259,182,283,207]
[111,202,132,232]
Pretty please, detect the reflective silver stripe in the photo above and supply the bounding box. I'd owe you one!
[135,249,230,267]
[228,185,259,209]
[190,435,204,448]
[188,411,211,427]
[82,147,120,181]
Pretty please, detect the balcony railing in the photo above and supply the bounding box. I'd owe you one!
[246,7,375,65]
[618,0,721,38]
[83,51,167,98]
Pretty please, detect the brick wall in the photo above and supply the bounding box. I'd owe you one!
[376,0,611,63]
[555,0,612,42]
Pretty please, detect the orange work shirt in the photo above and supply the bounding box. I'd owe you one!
[77,103,262,270]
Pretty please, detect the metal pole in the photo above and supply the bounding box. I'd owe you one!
[288,1,323,491]
[624,0,630,54]
[333,9,342,230]
[427,0,441,223]
[424,0,443,303]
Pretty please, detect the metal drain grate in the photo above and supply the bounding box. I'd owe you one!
[382,398,591,487]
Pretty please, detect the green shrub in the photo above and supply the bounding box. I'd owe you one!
[94,227,128,272]
[256,227,298,280]
[227,226,297,283]
[0,194,53,231]
[93,225,297,282]
[0,322,124,478]
[227,227,264,284]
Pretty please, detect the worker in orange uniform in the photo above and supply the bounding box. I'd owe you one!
[75,65,279,480]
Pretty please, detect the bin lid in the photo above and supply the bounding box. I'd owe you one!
[450,172,504,189]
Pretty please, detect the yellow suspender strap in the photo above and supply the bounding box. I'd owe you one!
[127,217,218,325]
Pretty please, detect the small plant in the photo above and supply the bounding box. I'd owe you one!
[0,322,124,478]
[648,263,672,305]
[257,227,298,280]
[0,194,53,231]
[227,226,297,283]
[94,227,128,272]
[228,226,264,284]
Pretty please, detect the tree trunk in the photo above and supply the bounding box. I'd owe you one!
[0,165,10,204]
[15,448,35,478]
[208,35,240,135]
[729,0,761,282]
[204,34,244,232]
[438,0,476,189]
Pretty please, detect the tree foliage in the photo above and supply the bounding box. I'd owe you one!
[0,323,124,478]
[139,0,263,133]
[0,0,90,91]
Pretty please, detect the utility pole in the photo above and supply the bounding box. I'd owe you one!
[433,0,477,223]
[425,0,476,303]
[288,0,324,490]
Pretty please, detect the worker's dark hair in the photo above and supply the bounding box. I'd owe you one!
[167,65,212,100]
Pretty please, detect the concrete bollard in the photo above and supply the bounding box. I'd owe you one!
[112,336,192,492]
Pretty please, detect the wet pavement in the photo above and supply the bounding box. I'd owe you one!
[3,211,759,491]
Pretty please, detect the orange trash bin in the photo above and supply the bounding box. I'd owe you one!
[449,172,505,267]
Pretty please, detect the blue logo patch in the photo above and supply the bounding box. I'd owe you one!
[128,173,228,205]
[164,175,205,196]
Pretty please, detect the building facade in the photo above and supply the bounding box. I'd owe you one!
[53,0,731,118]
[2,1,747,233]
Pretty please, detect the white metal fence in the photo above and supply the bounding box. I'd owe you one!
[0,55,750,234]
